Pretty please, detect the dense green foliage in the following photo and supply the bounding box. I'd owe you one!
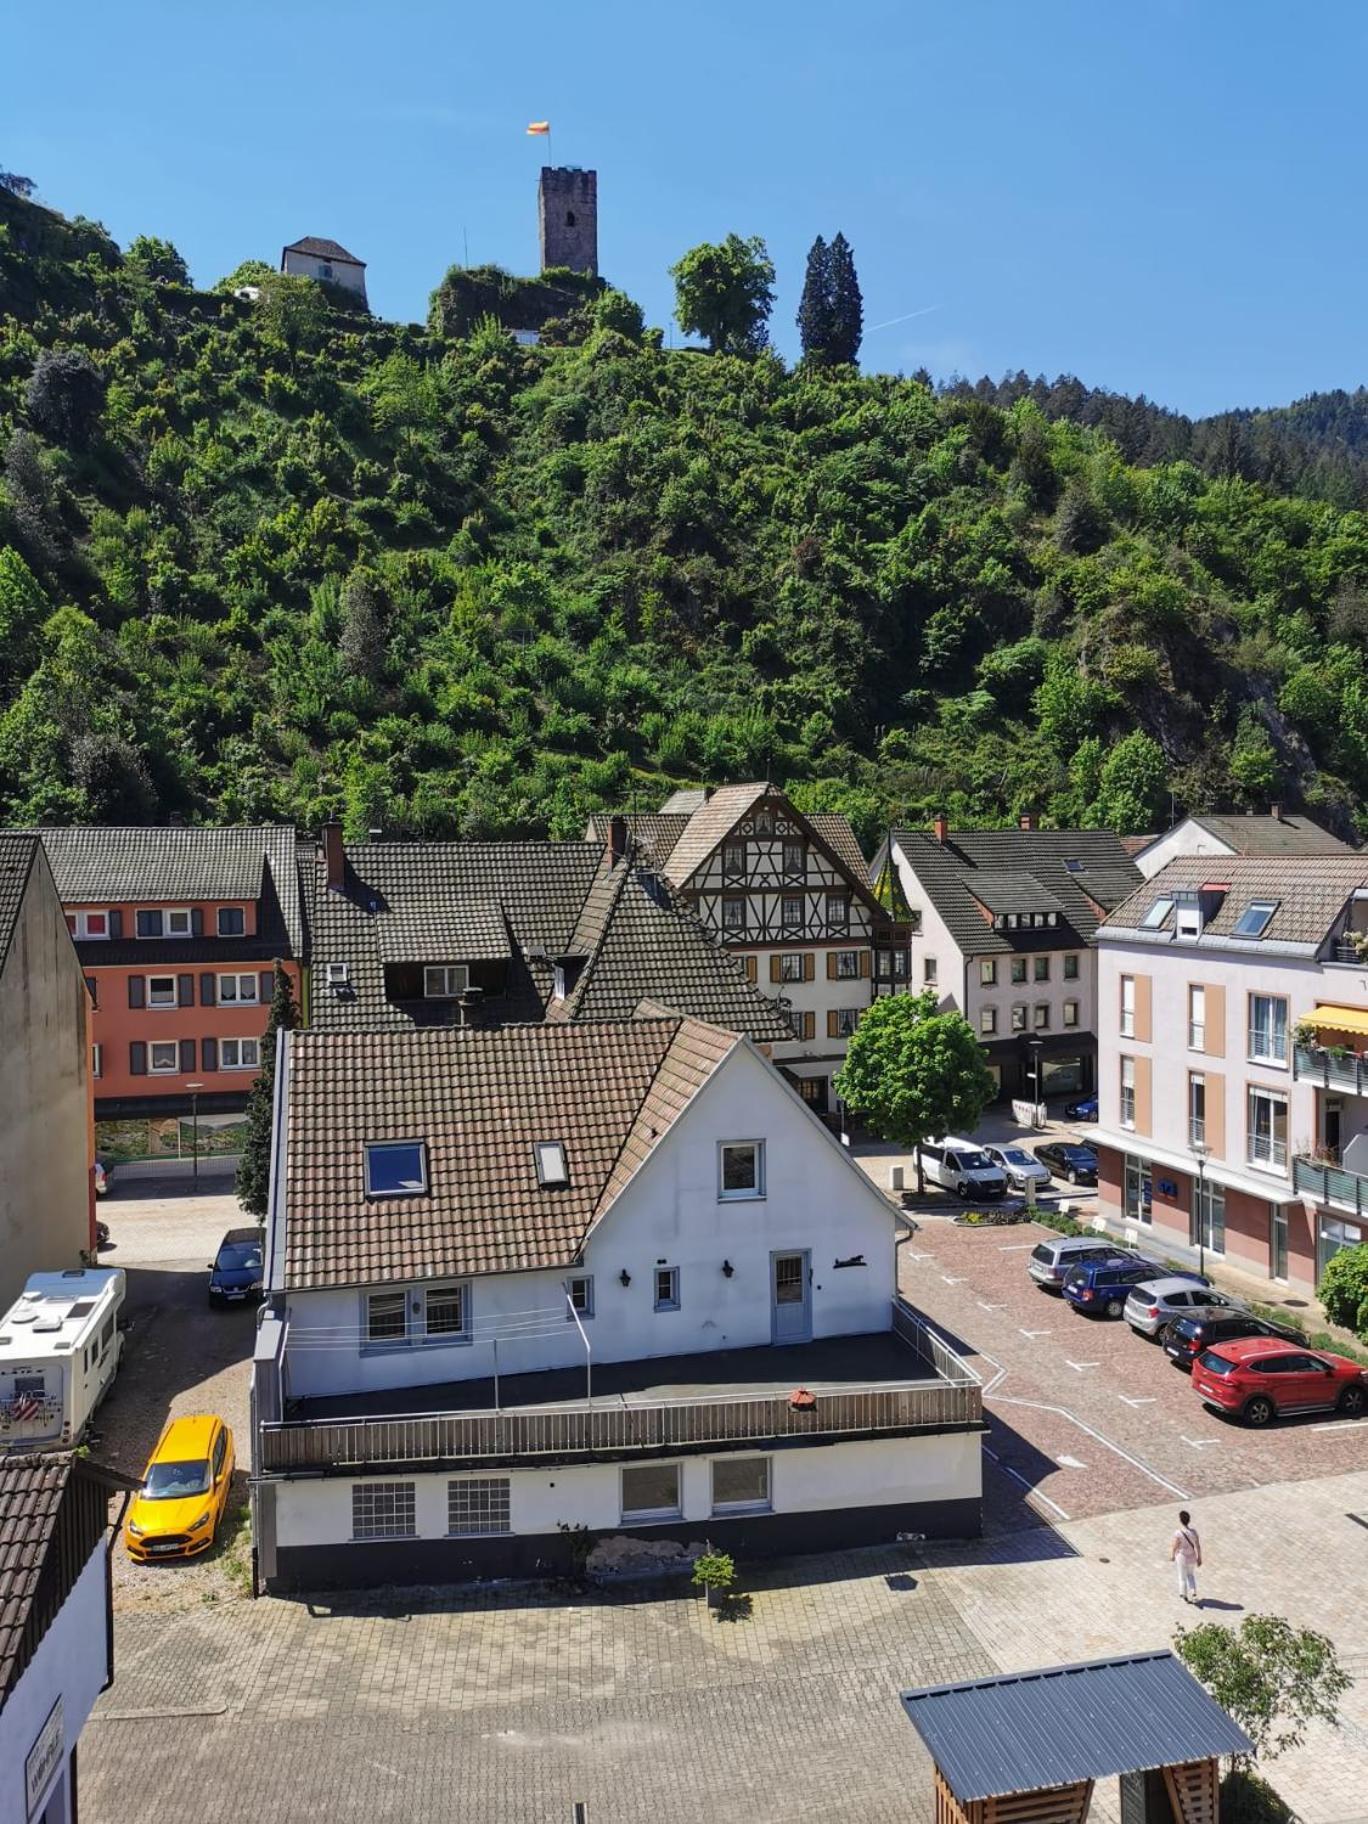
[670,234,775,355]
[6,187,1368,840]
[235,961,299,1216]
[797,232,862,367]
[1176,1614,1351,1759]
[1316,1243,1368,1337]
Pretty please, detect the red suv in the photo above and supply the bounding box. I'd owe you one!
[1192,1336,1367,1427]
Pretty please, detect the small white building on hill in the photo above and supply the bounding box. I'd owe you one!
[280,236,367,302]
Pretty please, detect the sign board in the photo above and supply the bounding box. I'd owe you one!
[26,1695,64,1819]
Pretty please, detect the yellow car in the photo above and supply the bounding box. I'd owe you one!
[124,1413,235,1561]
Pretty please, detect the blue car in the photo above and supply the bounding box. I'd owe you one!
[1064,1095,1098,1122]
[208,1227,264,1309]
[1062,1254,1208,1319]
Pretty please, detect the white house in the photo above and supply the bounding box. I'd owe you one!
[279,237,367,303]
[1086,854,1368,1291]
[0,1452,138,1824]
[1131,808,1353,879]
[251,1014,983,1590]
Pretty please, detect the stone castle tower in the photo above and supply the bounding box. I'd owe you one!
[538,167,598,276]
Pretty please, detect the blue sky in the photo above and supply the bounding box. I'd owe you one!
[9,0,1366,416]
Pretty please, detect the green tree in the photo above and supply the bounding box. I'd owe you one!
[1097,729,1167,832]
[1229,708,1279,804]
[827,232,862,366]
[256,273,328,370]
[796,235,833,363]
[213,258,275,294]
[670,234,775,355]
[235,962,299,1217]
[125,235,189,285]
[26,350,106,450]
[835,991,996,1190]
[1176,1614,1351,1759]
[339,568,389,681]
[1317,1244,1368,1331]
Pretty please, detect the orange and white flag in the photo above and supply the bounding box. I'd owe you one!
[526,121,550,136]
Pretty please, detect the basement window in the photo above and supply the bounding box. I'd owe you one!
[535,1141,569,1188]
[364,1140,428,1197]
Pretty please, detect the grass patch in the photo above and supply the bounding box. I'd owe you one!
[218,1502,254,1597]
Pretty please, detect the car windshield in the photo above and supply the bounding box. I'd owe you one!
[1062,1147,1095,1163]
[1196,1351,1237,1375]
[957,1152,994,1171]
[1001,1149,1033,1165]
[1030,1245,1052,1263]
[143,1459,211,1499]
[216,1243,263,1271]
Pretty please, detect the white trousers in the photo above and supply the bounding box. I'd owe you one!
[1176,1557,1197,1599]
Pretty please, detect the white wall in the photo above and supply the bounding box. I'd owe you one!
[751,943,873,1076]
[889,839,964,1011]
[272,1431,982,1546]
[280,250,366,297]
[964,948,1094,1049]
[0,1540,108,1824]
[1133,821,1232,879]
[281,1042,900,1401]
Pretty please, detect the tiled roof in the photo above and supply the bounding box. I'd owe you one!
[280,1017,737,1287]
[0,833,39,972]
[29,826,305,955]
[584,813,691,869]
[963,870,1065,917]
[587,794,871,897]
[809,813,870,884]
[662,783,769,886]
[1190,813,1354,856]
[893,828,1141,955]
[658,788,709,814]
[1102,854,1368,947]
[283,236,365,265]
[374,900,511,964]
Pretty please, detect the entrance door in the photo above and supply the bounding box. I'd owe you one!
[771,1251,812,1344]
[1325,1098,1343,1162]
[1270,1202,1289,1281]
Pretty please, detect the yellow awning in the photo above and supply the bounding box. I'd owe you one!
[1311,1003,1368,1037]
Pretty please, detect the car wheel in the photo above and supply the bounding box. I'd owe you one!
[1067,1169,1078,1184]
[1243,1395,1275,1428]
[1337,1385,1366,1418]
[1105,1297,1124,1318]
[956,1181,970,1200]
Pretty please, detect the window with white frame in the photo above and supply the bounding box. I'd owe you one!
[166,908,192,936]
[1063,1000,1078,1028]
[1011,1004,1027,1033]
[147,975,177,1008]
[835,950,861,979]
[781,894,803,928]
[220,1037,260,1070]
[364,1140,428,1196]
[424,965,469,998]
[1142,897,1174,931]
[825,892,848,928]
[352,1481,416,1539]
[1189,1073,1206,1149]
[779,952,805,983]
[424,1284,469,1340]
[1174,892,1202,942]
[365,1290,407,1344]
[1119,974,1135,1037]
[149,1041,179,1074]
[621,1463,681,1521]
[91,1043,102,1079]
[217,906,245,937]
[1120,1056,1136,1129]
[719,1141,764,1200]
[711,1456,771,1514]
[980,1007,997,1035]
[217,973,259,1004]
[1063,954,1079,980]
[535,1140,569,1187]
[1247,1086,1288,1171]
[566,1275,594,1319]
[1188,984,1206,1051]
[71,911,109,940]
[834,1008,861,1037]
[980,959,997,986]
[654,1266,680,1311]
[447,1477,510,1536]
[923,955,937,985]
[1248,994,1289,1066]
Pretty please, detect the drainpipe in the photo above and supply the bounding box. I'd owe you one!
[103,1487,135,1693]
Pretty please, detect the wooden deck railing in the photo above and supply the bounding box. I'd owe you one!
[258,1307,982,1472]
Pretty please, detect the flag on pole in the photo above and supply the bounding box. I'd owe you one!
[527,121,550,136]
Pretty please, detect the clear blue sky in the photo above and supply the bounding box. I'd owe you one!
[9,0,1366,416]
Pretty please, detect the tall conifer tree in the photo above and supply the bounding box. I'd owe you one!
[796,235,833,363]
[235,960,299,1217]
[827,232,863,367]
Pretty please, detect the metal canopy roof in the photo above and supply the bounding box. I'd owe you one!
[900,1652,1252,1802]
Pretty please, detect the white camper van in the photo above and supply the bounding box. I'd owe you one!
[0,1267,125,1452]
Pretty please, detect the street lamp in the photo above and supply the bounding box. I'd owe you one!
[186,1082,204,1194]
[1028,1035,1045,1123]
[1191,1139,1210,1279]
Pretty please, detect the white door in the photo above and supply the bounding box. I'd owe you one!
[771,1250,812,1344]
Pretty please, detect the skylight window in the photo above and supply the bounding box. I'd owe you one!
[364,1140,428,1197]
[534,1141,569,1188]
[1064,859,1085,874]
[1141,898,1174,930]
[1233,900,1277,939]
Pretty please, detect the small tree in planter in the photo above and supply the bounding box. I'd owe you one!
[692,1549,737,1611]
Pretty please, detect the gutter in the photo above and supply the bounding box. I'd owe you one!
[1101,927,1319,961]
[103,1487,135,1694]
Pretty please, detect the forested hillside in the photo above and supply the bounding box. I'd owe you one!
[4,187,1368,850]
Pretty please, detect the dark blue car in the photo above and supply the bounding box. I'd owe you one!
[1062,1254,1208,1319]
[208,1227,264,1309]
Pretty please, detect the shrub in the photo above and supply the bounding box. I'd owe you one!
[691,1549,736,1607]
[1176,1613,1350,1758]
[1318,1244,1368,1329]
[1219,1768,1296,1824]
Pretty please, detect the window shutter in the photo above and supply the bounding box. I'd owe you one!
[826,952,838,980]
[128,976,145,1009]
[191,906,203,936]
[177,973,194,1007]
[804,1012,816,1041]
[803,953,815,982]
[827,1010,840,1039]
[178,1038,195,1074]
[769,956,782,984]
[201,1037,218,1072]
[129,1041,147,1076]
[260,970,274,1005]
[860,950,872,978]
[200,973,216,1005]
[109,909,123,938]
[743,956,756,983]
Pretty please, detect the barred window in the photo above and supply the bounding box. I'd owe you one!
[424,1284,469,1338]
[366,1290,407,1344]
[448,1477,511,1536]
[352,1481,416,1539]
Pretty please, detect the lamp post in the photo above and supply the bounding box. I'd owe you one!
[1191,1139,1210,1279]
[1028,1036,1044,1124]
[186,1082,204,1194]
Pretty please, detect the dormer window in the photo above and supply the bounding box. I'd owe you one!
[364,1140,428,1197]
[534,1141,569,1188]
[1174,892,1202,942]
[424,965,469,998]
[1233,900,1277,939]
[325,961,350,990]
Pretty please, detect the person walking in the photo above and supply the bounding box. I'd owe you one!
[1171,1509,1202,1603]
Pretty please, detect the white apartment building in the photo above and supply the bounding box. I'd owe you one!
[1087,854,1368,1291]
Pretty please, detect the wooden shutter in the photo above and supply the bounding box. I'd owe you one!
[1204,983,1226,1057]
[201,1038,218,1072]
[1134,973,1152,1044]
[200,973,216,1005]
[804,1012,816,1041]
[108,909,123,938]
[826,952,839,980]
[743,956,756,983]
[803,953,815,982]
[191,907,203,936]
[769,956,782,983]
[260,970,274,1004]
[129,1041,147,1076]
[1133,1055,1152,1136]
[860,950,872,978]
[177,973,194,1007]
[127,976,145,1009]
[178,1038,195,1074]
[827,1009,840,1039]
[1203,1071,1225,1158]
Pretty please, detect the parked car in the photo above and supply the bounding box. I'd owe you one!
[1034,1141,1099,1186]
[1124,1279,1245,1339]
[1192,1337,1368,1426]
[1063,1095,1098,1122]
[1028,1234,1127,1291]
[1162,1309,1302,1370]
[1064,1255,1208,1319]
[124,1413,235,1560]
[915,1139,1008,1201]
[984,1144,1052,1193]
[208,1227,264,1309]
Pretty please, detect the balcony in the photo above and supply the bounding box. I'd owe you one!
[1294,1154,1368,1218]
[257,1302,982,1474]
[1294,1043,1368,1097]
[1331,939,1368,967]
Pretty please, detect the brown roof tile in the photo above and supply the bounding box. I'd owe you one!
[1103,854,1368,947]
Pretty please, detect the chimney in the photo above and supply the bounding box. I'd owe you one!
[322,821,346,892]
[1018,812,1036,832]
[1269,803,1282,822]
[608,815,628,867]
[932,812,949,846]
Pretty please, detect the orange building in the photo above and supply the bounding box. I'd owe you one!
[33,828,304,1158]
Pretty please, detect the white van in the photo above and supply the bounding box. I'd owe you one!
[916,1138,1008,1200]
[0,1267,125,1452]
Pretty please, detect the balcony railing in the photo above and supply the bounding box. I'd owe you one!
[1248,1132,1288,1171]
[258,1302,982,1474]
[1295,1154,1368,1218]
[1246,1030,1289,1067]
[1332,939,1368,967]
[1294,1043,1368,1097]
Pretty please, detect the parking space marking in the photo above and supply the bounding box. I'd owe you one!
[1018,1328,1052,1338]
[983,1444,1071,1521]
[994,1393,1190,1500]
[1181,1436,1220,1449]
[977,1301,1005,1312]
[1057,1454,1086,1469]
[1065,1361,1100,1372]
[1118,1395,1156,1407]
[997,1244,1036,1252]
[940,1275,966,1285]
[1311,1420,1365,1434]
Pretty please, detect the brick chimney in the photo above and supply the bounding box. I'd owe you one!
[608,815,628,867]
[322,821,346,892]
[1269,803,1282,822]
[932,812,949,845]
[1018,812,1036,832]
